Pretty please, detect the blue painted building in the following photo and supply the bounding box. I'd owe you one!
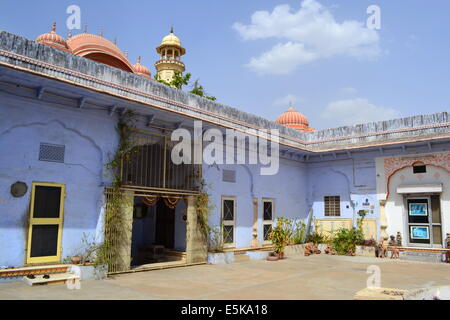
[0,29,449,272]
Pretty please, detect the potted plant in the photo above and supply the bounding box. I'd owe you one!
[268,217,292,260]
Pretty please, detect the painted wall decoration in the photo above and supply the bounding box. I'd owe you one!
[383,152,450,199]
[351,194,377,217]
[384,152,450,179]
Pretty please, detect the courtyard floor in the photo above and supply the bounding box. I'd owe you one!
[1,254,450,300]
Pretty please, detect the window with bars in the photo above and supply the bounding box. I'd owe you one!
[324,196,340,216]
[222,198,235,246]
[263,199,274,242]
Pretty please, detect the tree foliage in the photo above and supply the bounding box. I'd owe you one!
[155,71,216,100]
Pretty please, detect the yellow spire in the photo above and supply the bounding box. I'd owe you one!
[155,27,186,84]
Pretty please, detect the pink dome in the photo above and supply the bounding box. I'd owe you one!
[276,107,314,132]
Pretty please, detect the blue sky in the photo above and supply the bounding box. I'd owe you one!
[1,0,449,129]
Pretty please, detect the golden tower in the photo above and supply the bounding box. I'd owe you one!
[155,27,186,84]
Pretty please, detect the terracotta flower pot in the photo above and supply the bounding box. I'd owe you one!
[276,252,285,259]
[71,256,81,265]
[266,255,279,261]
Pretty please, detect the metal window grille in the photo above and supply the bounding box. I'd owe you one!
[324,196,341,216]
[121,130,198,191]
[263,200,274,241]
[39,143,65,163]
[222,169,236,183]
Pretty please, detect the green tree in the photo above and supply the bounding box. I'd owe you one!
[171,71,191,89]
[190,80,216,101]
[155,71,216,101]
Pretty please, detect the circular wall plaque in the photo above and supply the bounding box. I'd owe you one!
[10,182,28,198]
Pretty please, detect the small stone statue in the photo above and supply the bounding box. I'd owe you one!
[389,235,400,259]
[396,232,402,247]
[376,238,388,258]
[389,235,396,246]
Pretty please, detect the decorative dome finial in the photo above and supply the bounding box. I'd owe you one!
[170,26,174,34]
[52,22,56,33]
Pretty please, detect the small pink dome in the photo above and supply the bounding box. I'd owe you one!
[36,23,70,52]
[276,107,314,132]
[133,56,151,78]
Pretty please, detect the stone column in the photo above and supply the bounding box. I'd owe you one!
[116,190,134,271]
[186,196,208,264]
[379,200,388,240]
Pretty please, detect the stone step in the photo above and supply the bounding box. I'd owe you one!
[22,272,79,286]
[234,254,250,263]
[399,251,445,263]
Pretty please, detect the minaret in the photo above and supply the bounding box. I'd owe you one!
[155,27,186,84]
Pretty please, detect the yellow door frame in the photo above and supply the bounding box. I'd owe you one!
[26,182,66,264]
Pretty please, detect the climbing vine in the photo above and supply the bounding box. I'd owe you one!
[95,110,138,271]
[192,167,216,249]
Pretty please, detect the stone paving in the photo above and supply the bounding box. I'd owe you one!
[1,254,450,300]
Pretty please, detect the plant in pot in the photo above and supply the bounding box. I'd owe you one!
[71,255,81,264]
[71,233,102,265]
[268,217,292,260]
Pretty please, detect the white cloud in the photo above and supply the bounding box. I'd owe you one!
[321,98,400,126]
[246,42,317,74]
[233,0,381,74]
[339,86,358,96]
[273,94,301,107]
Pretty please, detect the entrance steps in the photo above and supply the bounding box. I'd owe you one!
[400,251,445,263]
[23,272,80,286]
[233,253,251,263]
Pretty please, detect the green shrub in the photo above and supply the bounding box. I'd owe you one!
[268,217,293,254]
[290,220,306,244]
[305,232,332,245]
[332,227,365,255]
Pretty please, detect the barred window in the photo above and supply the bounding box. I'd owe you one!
[324,196,340,216]
[222,197,236,246]
[263,199,274,242]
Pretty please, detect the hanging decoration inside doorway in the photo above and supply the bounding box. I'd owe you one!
[163,196,179,209]
[142,194,159,206]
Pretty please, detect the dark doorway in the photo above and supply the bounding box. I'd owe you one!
[155,198,175,249]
